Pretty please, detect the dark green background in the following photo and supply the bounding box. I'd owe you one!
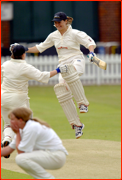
[11,1,99,43]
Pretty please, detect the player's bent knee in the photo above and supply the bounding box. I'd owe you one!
[54,83,81,126]
[61,64,89,106]
[15,154,27,167]
[54,83,72,103]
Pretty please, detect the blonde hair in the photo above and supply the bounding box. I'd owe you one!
[8,107,51,128]
[67,16,73,25]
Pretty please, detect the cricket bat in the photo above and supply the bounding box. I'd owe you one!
[91,56,107,70]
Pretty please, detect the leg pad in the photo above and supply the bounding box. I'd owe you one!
[62,64,89,106]
[54,83,81,126]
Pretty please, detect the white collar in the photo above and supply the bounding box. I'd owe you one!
[57,25,72,36]
[10,58,26,63]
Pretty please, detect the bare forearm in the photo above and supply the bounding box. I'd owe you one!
[27,46,39,53]
[89,45,95,52]
[50,70,58,78]
[50,65,67,77]
[1,146,14,157]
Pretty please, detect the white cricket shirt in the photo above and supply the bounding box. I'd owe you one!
[1,58,50,94]
[9,120,68,155]
[36,25,96,63]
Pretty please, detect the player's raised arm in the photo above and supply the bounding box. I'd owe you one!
[26,46,39,53]
[50,65,68,78]
[9,43,39,54]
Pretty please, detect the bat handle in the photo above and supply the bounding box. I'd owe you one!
[87,55,93,62]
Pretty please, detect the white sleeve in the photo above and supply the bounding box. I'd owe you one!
[18,128,38,152]
[23,63,50,84]
[75,31,96,49]
[9,135,16,149]
[36,33,54,53]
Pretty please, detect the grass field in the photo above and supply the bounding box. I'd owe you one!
[1,85,121,179]
[1,169,33,179]
[28,85,121,141]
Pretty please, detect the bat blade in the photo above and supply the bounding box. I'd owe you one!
[92,56,107,70]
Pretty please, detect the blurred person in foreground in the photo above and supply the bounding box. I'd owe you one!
[10,12,96,139]
[1,44,68,156]
[1,107,68,179]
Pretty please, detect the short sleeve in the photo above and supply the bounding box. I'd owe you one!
[74,30,96,49]
[23,64,50,83]
[36,33,54,53]
[9,135,16,149]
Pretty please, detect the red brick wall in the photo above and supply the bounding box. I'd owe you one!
[1,21,10,48]
[98,1,121,42]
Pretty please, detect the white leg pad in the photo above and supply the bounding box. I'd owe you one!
[54,83,81,126]
[61,64,89,106]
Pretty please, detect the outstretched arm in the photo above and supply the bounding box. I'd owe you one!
[26,46,39,53]
[1,146,14,157]
[9,43,39,54]
[50,65,68,78]
[50,70,58,78]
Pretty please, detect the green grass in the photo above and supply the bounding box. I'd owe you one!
[1,168,33,179]
[28,85,121,141]
[1,85,121,179]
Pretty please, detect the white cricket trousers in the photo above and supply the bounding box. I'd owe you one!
[58,54,89,107]
[1,91,30,143]
[15,150,67,179]
[58,54,85,83]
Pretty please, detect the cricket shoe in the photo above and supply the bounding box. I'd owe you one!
[74,124,85,139]
[2,141,11,158]
[79,104,88,113]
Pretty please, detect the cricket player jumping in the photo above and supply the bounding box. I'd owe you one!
[11,12,96,139]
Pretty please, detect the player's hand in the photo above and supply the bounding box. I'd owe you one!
[56,65,68,74]
[87,52,96,62]
[10,121,19,134]
[9,43,20,53]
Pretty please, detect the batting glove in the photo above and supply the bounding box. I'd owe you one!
[87,52,96,62]
[56,65,68,73]
[9,43,20,53]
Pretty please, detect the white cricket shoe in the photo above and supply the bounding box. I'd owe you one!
[74,124,85,139]
[79,104,88,113]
